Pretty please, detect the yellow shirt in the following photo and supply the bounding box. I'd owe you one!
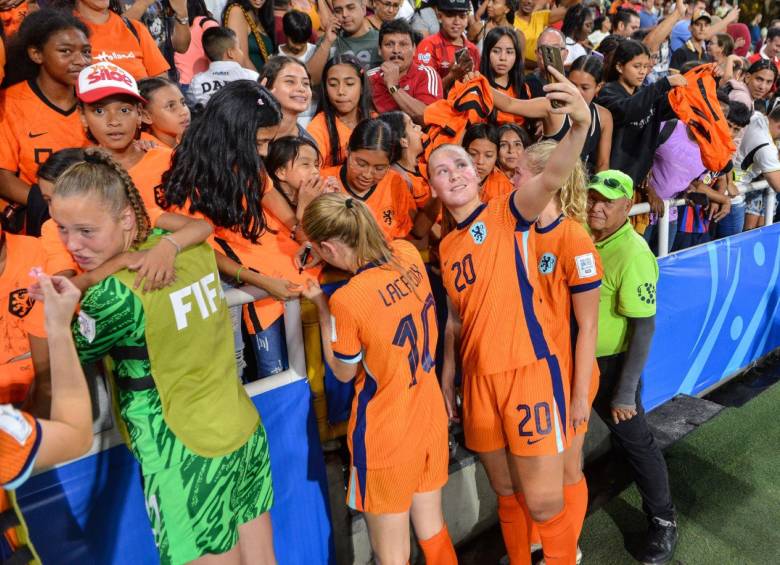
[514,9,550,62]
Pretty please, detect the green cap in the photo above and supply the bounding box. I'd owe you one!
[588,170,634,200]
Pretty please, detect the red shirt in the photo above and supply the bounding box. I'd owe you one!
[368,64,443,113]
[414,32,480,80]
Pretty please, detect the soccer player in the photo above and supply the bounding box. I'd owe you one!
[431,66,591,565]
[301,192,456,565]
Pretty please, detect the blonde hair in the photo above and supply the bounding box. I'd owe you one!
[523,140,587,224]
[53,148,151,245]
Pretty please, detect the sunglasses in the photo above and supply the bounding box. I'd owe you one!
[591,174,629,197]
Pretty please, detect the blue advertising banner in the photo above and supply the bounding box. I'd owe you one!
[17,379,333,565]
[643,224,780,410]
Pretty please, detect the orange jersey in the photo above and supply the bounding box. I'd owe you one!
[40,219,79,275]
[0,1,28,37]
[1,234,47,405]
[1,406,40,489]
[128,146,172,212]
[391,163,432,208]
[480,169,514,202]
[493,84,529,126]
[307,113,351,167]
[440,194,557,376]
[322,165,416,240]
[534,215,602,371]
[81,12,170,80]
[329,239,447,469]
[0,81,90,185]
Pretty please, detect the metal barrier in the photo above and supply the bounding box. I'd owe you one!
[629,180,773,258]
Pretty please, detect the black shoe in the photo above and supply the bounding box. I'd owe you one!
[639,517,678,564]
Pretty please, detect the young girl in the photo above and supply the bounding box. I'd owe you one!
[257,55,314,140]
[320,118,418,240]
[300,192,456,565]
[468,0,521,53]
[50,151,276,565]
[462,123,513,202]
[497,123,529,178]
[377,111,431,209]
[595,39,686,185]
[479,27,529,125]
[524,141,601,554]
[307,55,372,167]
[138,77,192,148]
[561,3,592,65]
[545,54,613,174]
[223,0,275,72]
[0,9,90,208]
[432,75,590,565]
[77,63,173,212]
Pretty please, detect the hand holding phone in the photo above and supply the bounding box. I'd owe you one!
[540,45,565,109]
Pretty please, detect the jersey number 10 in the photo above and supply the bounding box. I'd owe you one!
[392,293,437,388]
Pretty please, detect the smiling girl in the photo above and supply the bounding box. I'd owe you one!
[0,10,91,210]
[497,123,529,178]
[462,123,513,202]
[258,55,314,140]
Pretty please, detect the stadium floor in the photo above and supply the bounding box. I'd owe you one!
[457,369,780,565]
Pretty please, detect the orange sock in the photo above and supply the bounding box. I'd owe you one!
[515,492,540,551]
[418,524,457,565]
[529,523,542,547]
[564,477,588,541]
[535,506,577,565]
[497,494,531,565]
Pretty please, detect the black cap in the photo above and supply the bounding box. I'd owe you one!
[437,0,469,12]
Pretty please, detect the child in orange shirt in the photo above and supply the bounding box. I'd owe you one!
[320,119,418,240]
[301,192,456,565]
[307,54,372,168]
[525,141,602,550]
[461,123,514,202]
[497,123,530,180]
[0,10,91,209]
[429,68,591,565]
[138,77,191,148]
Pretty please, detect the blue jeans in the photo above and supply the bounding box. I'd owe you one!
[643,220,678,256]
[711,202,745,239]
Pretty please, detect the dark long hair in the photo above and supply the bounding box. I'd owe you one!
[569,54,604,83]
[4,8,89,87]
[222,0,275,50]
[561,4,590,41]
[186,0,213,24]
[162,81,282,242]
[348,118,399,164]
[317,54,372,167]
[462,123,500,151]
[265,136,321,193]
[376,111,406,161]
[604,38,649,83]
[480,27,525,95]
[257,55,311,88]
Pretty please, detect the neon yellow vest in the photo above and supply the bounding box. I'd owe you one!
[114,237,259,458]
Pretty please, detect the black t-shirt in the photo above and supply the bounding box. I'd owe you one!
[669,41,712,72]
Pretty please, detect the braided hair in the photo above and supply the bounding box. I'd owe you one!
[54,148,151,245]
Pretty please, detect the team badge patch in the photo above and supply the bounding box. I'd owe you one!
[637,282,656,304]
[575,253,597,279]
[418,52,431,64]
[539,253,556,274]
[0,405,33,446]
[78,311,97,343]
[382,209,394,225]
[8,288,33,318]
[470,221,487,244]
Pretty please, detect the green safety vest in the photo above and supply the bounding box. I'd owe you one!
[114,237,259,458]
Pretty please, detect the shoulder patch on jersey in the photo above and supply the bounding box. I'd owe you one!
[636,282,656,304]
[0,405,33,446]
[9,288,33,318]
[539,253,556,274]
[470,221,487,244]
[418,52,431,64]
[575,253,597,279]
[78,310,97,343]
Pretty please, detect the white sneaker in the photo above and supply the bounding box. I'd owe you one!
[538,546,582,565]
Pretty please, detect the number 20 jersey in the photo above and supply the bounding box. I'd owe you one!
[440,194,558,377]
[329,239,447,470]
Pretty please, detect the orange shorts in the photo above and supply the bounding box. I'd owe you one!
[462,355,571,457]
[559,353,600,437]
[346,413,449,514]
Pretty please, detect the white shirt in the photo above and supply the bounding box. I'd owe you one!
[189,61,260,107]
[734,112,780,203]
[564,37,588,65]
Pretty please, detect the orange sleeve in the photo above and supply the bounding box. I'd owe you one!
[329,287,363,364]
[0,105,21,173]
[40,219,78,275]
[0,406,40,489]
[563,223,603,293]
[307,114,330,162]
[392,175,416,239]
[134,20,170,77]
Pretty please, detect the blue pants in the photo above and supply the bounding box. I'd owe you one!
[643,220,678,256]
[710,202,745,239]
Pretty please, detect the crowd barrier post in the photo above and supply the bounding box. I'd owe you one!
[658,199,671,258]
[764,187,776,227]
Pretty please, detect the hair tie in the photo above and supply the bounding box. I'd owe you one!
[257,97,265,106]
[345,198,354,209]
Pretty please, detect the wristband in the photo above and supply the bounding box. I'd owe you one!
[161,235,181,254]
[236,266,245,284]
[174,13,189,25]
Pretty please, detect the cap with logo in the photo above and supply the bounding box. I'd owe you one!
[588,170,634,200]
[692,10,712,23]
[437,0,469,12]
[76,63,146,104]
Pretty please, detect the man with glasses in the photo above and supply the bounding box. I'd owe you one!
[587,170,678,565]
[526,27,569,98]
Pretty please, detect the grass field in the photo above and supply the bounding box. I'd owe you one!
[578,383,780,564]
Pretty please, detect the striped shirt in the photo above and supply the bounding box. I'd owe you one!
[368,63,443,114]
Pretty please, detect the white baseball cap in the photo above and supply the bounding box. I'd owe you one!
[76,63,146,104]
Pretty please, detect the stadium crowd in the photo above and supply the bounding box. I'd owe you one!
[1,0,779,563]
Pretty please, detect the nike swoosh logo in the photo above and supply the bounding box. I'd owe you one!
[28,132,47,138]
[527,438,545,445]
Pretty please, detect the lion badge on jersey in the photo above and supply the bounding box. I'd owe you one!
[538,253,557,275]
[8,289,33,318]
[470,221,487,244]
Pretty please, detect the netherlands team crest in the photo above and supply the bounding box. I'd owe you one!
[470,221,487,244]
[9,288,33,318]
[539,253,557,275]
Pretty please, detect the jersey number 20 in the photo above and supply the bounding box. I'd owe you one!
[392,293,436,387]
[452,254,477,292]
